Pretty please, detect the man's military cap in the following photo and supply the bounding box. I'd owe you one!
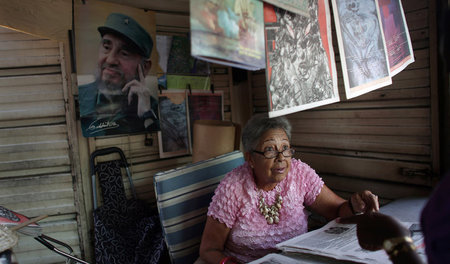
[98,13,153,58]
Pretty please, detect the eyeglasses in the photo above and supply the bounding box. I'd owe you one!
[253,148,295,159]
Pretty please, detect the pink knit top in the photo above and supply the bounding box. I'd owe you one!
[207,158,324,263]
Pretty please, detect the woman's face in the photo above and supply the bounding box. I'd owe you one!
[249,128,292,190]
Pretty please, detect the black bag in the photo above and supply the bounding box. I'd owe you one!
[90,147,166,264]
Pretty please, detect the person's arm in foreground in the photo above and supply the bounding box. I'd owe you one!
[199,216,238,264]
[338,212,423,264]
[309,185,380,220]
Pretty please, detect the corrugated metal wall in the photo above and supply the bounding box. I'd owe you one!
[250,0,437,204]
[0,27,82,263]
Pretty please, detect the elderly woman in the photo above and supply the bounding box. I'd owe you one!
[198,114,379,263]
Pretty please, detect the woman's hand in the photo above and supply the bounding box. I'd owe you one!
[337,212,409,250]
[350,190,379,214]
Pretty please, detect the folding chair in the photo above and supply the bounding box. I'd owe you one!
[153,151,245,264]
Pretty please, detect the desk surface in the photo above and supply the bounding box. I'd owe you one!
[251,197,428,264]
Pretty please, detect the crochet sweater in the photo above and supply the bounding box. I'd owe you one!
[207,158,324,262]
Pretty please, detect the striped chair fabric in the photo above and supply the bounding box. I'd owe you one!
[153,151,245,264]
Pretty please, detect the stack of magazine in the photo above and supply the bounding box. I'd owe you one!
[0,206,42,236]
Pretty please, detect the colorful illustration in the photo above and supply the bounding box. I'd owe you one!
[378,0,414,76]
[190,0,266,70]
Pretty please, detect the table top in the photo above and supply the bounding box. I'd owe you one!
[251,197,428,264]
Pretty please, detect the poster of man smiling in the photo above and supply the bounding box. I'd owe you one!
[75,0,160,137]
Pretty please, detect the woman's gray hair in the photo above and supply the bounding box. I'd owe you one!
[241,114,292,152]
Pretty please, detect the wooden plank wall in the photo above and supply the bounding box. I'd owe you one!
[250,0,436,204]
[0,27,82,263]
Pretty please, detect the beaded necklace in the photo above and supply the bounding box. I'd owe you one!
[257,186,283,225]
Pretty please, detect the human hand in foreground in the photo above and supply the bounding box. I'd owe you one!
[337,212,410,250]
[350,190,380,214]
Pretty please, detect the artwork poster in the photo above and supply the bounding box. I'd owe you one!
[378,0,415,76]
[264,0,339,118]
[331,0,392,99]
[190,0,266,71]
[158,90,190,158]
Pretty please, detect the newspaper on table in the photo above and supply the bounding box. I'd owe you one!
[276,219,426,264]
[248,252,355,264]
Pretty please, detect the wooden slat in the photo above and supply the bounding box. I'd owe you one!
[297,152,432,186]
[0,124,67,137]
[289,117,429,127]
[0,32,39,41]
[319,98,430,110]
[0,101,65,121]
[0,117,67,128]
[0,55,60,68]
[0,66,61,77]
[288,108,429,119]
[0,39,59,51]
[405,8,428,30]
[292,133,430,155]
[0,150,70,172]
[0,74,62,86]
[0,166,71,178]
[7,199,76,217]
[294,147,431,163]
[0,47,59,58]
[291,124,429,136]
[322,174,431,200]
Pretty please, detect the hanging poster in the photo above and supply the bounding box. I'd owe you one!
[331,0,392,99]
[264,0,339,118]
[261,0,310,17]
[378,0,415,76]
[158,90,190,158]
[75,0,160,137]
[190,0,266,71]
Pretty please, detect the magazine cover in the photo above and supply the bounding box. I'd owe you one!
[378,0,415,76]
[190,0,266,71]
[264,0,339,118]
[331,0,392,99]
